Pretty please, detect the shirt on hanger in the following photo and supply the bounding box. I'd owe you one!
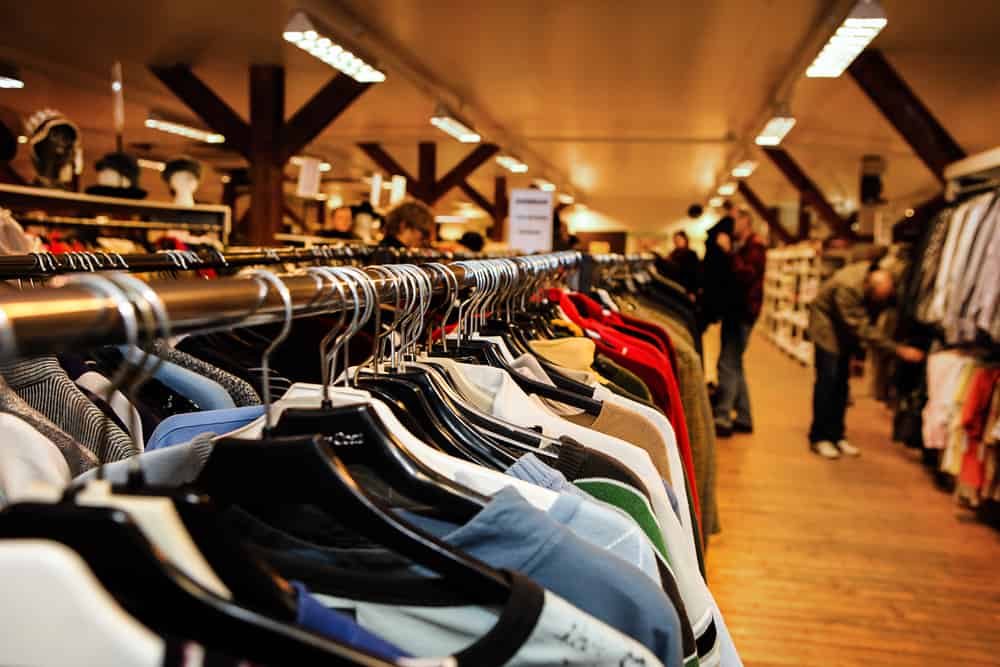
[146,405,266,451]
[291,580,412,661]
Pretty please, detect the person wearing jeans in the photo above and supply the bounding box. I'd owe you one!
[806,262,926,459]
[713,206,766,437]
[808,345,851,448]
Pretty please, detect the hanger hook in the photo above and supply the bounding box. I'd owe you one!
[247,270,294,433]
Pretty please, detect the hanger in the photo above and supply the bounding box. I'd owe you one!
[0,539,165,666]
[64,272,299,620]
[199,271,511,602]
[434,259,604,415]
[348,265,515,468]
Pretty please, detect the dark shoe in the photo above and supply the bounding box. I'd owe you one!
[715,422,733,438]
[732,422,753,434]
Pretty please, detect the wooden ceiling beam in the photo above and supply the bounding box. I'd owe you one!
[432,143,499,203]
[281,75,371,164]
[458,180,496,220]
[848,50,965,182]
[737,181,793,244]
[761,147,855,239]
[149,64,252,160]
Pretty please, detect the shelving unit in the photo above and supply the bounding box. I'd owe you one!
[761,245,820,366]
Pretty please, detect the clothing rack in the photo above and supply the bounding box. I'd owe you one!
[944,146,1000,201]
[0,251,581,362]
[0,183,232,243]
[0,245,375,279]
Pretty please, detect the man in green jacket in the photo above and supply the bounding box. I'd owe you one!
[806,262,925,459]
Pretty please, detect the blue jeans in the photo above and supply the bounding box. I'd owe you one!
[809,346,850,443]
[714,319,754,428]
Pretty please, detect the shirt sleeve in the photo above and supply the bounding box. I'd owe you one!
[834,285,898,354]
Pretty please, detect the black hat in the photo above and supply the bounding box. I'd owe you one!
[162,156,202,183]
[95,151,140,185]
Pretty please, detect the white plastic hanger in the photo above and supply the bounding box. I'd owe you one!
[0,539,164,666]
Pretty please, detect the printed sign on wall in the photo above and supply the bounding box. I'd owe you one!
[508,189,554,253]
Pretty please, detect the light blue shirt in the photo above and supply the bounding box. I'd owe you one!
[121,345,235,410]
[146,405,264,451]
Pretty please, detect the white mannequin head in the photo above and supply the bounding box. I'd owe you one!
[168,169,199,206]
[162,157,203,207]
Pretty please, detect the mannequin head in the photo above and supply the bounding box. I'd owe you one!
[162,157,203,206]
[25,109,81,189]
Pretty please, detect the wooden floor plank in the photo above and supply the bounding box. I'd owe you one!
[707,334,1000,667]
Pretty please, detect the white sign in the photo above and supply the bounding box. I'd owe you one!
[296,156,322,198]
[508,189,554,253]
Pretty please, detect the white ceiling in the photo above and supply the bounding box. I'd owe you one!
[0,0,997,235]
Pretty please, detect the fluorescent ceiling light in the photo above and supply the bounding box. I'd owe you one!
[731,160,758,178]
[283,11,386,83]
[717,182,737,196]
[495,154,528,173]
[435,215,468,224]
[17,135,27,144]
[806,0,887,78]
[708,197,724,208]
[137,158,165,172]
[290,156,331,172]
[533,179,556,192]
[558,193,575,205]
[755,114,796,146]
[0,62,24,89]
[431,104,480,143]
[145,115,224,144]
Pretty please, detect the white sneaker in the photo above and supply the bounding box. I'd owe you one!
[836,440,860,457]
[811,441,841,459]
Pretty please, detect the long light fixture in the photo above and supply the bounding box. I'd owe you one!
[0,62,24,89]
[717,182,737,196]
[290,155,332,172]
[558,193,575,205]
[708,196,724,208]
[283,11,386,83]
[806,0,887,78]
[145,115,224,144]
[533,179,556,192]
[137,158,166,172]
[430,104,480,143]
[731,160,758,178]
[755,114,796,146]
[435,215,468,224]
[495,153,528,174]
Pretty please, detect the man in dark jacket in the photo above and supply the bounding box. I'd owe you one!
[806,262,925,459]
[713,206,766,437]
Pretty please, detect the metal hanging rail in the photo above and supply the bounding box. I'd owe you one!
[0,251,580,362]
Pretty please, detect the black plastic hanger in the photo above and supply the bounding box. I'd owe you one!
[0,502,392,666]
[196,432,512,605]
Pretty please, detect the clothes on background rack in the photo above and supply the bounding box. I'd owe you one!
[0,254,740,667]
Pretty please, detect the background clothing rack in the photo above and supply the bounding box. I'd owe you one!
[0,245,376,279]
[0,183,232,244]
[0,251,580,362]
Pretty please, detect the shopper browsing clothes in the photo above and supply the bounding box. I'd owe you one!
[379,201,435,249]
[806,262,926,459]
[713,206,766,437]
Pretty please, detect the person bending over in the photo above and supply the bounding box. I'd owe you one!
[806,262,925,459]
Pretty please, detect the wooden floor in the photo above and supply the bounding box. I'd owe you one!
[706,334,1000,667]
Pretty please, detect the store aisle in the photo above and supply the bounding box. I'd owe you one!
[707,334,1000,667]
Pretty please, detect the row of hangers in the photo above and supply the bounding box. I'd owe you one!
[1,250,649,665]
